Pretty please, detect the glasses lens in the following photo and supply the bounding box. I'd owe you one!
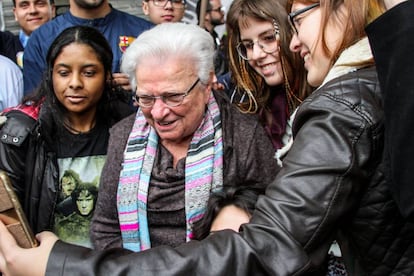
[153,0,185,8]
[171,0,185,8]
[288,15,298,34]
[153,0,165,6]
[236,42,249,60]
[212,6,224,12]
[164,94,185,106]
[288,3,319,34]
[236,33,277,61]
[259,33,278,54]
[138,96,154,107]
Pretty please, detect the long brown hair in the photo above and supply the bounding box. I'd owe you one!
[227,0,311,114]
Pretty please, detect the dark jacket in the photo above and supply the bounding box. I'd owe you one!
[90,90,279,249]
[366,0,414,221]
[47,66,414,275]
[0,97,133,234]
[0,31,23,65]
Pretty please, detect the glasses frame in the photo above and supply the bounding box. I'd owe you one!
[236,28,280,61]
[288,3,320,34]
[209,6,224,13]
[134,78,200,108]
[149,0,186,9]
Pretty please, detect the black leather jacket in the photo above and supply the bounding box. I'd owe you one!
[47,67,414,275]
[0,108,59,234]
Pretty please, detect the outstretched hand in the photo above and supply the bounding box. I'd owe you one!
[0,221,58,276]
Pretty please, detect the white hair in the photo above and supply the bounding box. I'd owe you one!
[121,22,215,91]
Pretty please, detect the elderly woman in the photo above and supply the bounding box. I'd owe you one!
[90,22,278,252]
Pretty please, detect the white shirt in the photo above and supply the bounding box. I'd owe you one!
[0,55,23,111]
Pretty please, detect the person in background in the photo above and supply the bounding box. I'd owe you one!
[90,22,277,252]
[0,0,55,68]
[0,25,133,248]
[142,0,186,24]
[2,1,414,275]
[222,0,310,155]
[0,55,23,111]
[365,0,414,221]
[196,0,227,77]
[22,0,153,96]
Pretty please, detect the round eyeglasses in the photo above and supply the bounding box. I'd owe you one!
[236,30,279,61]
[149,0,186,9]
[134,78,200,108]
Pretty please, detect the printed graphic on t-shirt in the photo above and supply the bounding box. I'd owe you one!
[54,156,106,248]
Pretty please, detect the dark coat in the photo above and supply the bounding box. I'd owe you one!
[47,67,414,276]
[366,0,414,221]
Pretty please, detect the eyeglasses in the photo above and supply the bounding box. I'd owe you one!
[288,3,320,34]
[134,78,200,108]
[236,30,279,61]
[209,6,224,13]
[148,0,186,9]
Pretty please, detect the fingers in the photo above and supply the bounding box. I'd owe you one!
[112,73,132,91]
[0,224,58,276]
[36,231,59,245]
[0,220,19,275]
[0,220,18,248]
[212,82,225,91]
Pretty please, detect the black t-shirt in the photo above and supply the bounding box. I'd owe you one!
[53,123,109,248]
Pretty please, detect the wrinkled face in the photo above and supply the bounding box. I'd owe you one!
[142,0,185,24]
[52,43,106,120]
[135,56,211,148]
[13,0,54,36]
[289,2,345,87]
[208,0,224,26]
[210,205,251,233]
[61,176,77,197]
[239,17,283,87]
[76,190,95,216]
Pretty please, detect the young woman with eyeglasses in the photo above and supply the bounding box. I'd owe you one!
[222,0,311,155]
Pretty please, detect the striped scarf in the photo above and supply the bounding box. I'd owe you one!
[117,93,223,252]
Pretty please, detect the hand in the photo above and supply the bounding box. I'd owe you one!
[0,221,58,276]
[383,0,407,10]
[212,81,225,92]
[211,74,225,92]
[112,73,132,91]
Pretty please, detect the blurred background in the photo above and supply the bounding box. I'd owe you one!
[0,0,234,34]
